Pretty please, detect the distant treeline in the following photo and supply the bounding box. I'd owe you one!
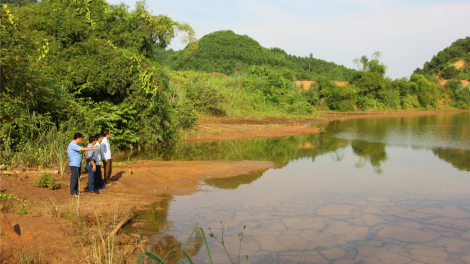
[414,37,470,80]
[158,30,355,81]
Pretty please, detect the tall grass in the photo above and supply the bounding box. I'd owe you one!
[2,125,79,173]
[169,70,316,119]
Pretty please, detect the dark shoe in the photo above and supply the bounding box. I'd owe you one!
[93,190,100,194]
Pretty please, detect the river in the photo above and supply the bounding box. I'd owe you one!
[126,113,470,264]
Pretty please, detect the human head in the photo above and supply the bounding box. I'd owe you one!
[95,134,103,143]
[89,136,96,144]
[73,133,83,144]
[102,130,110,139]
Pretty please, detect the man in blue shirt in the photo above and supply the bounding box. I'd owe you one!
[67,133,99,197]
[84,136,100,194]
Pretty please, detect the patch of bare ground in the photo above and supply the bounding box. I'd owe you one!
[1,160,274,262]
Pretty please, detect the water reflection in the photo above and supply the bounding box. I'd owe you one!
[125,195,203,264]
[127,113,470,263]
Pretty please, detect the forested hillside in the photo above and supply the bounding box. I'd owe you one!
[164,30,355,81]
[414,37,470,80]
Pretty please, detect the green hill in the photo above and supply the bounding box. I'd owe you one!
[163,30,355,81]
[414,37,470,80]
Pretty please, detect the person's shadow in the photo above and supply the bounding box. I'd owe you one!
[13,224,21,235]
[110,171,125,182]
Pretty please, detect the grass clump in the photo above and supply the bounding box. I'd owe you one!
[34,173,59,190]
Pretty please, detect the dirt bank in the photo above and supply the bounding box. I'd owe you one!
[185,109,470,142]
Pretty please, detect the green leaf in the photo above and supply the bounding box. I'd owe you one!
[136,252,165,264]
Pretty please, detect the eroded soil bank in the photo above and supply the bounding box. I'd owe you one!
[186,110,470,141]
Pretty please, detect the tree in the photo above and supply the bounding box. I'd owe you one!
[353,51,387,76]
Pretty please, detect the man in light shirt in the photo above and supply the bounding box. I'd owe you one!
[84,136,99,194]
[94,134,106,191]
[101,130,113,185]
[66,133,99,197]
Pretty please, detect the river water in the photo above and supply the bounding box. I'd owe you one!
[130,113,470,264]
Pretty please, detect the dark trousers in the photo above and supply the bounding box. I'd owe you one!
[86,162,95,192]
[103,159,112,183]
[70,166,81,195]
[94,165,104,190]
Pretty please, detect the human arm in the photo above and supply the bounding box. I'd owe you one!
[100,144,107,163]
[81,146,99,151]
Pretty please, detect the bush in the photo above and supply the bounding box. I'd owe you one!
[410,75,440,108]
[378,88,400,109]
[350,71,385,95]
[441,66,461,79]
[35,173,59,190]
[323,85,358,111]
[356,96,375,110]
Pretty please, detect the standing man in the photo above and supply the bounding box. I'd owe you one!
[85,136,99,194]
[101,130,113,185]
[67,133,99,197]
[94,134,106,191]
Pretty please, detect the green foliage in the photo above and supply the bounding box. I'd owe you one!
[353,51,387,76]
[446,79,470,109]
[168,68,314,118]
[0,192,27,202]
[322,84,358,111]
[350,71,385,95]
[441,66,461,79]
[414,37,470,78]
[166,30,355,80]
[0,0,36,6]
[34,173,59,190]
[1,0,199,158]
[410,75,440,108]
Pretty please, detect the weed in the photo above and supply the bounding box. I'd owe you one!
[34,173,59,190]
[17,204,32,215]
[207,129,223,135]
[0,192,27,202]
[18,250,45,264]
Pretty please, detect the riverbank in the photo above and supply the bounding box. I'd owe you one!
[1,109,469,263]
[0,160,274,263]
[184,109,470,141]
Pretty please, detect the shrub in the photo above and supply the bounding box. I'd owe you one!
[323,85,358,111]
[357,96,375,110]
[440,66,461,79]
[35,173,59,190]
[378,88,400,109]
[410,75,440,108]
[350,71,385,95]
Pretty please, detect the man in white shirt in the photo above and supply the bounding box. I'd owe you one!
[101,130,113,185]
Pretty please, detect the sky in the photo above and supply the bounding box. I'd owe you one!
[108,0,470,79]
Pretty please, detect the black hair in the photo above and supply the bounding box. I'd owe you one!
[102,130,110,137]
[89,136,96,143]
[95,134,103,140]
[73,133,83,140]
